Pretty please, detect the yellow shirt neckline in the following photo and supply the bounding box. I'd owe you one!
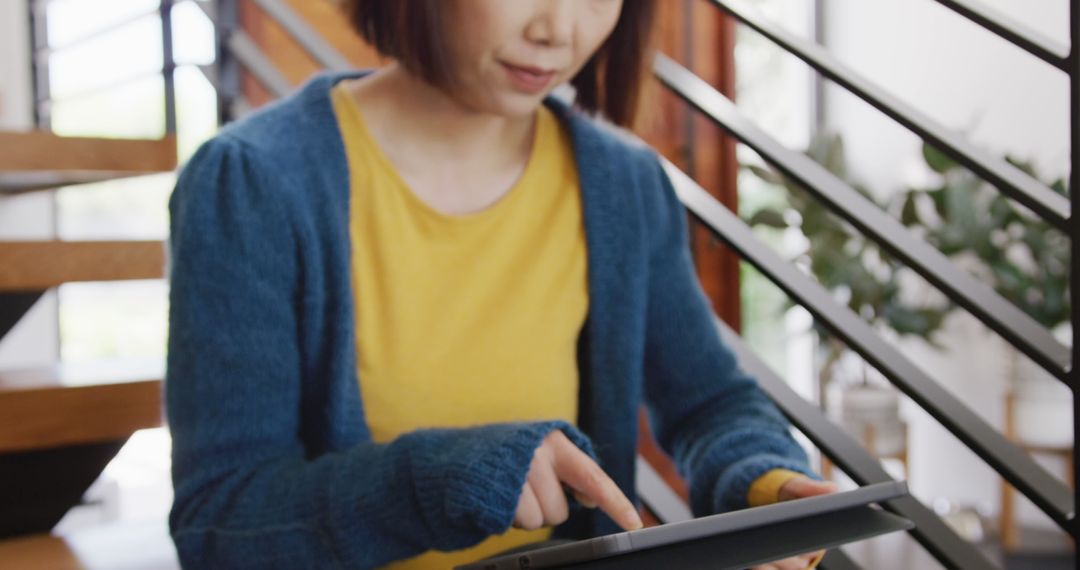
[332,83,551,227]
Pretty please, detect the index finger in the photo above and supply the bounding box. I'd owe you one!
[550,437,643,531]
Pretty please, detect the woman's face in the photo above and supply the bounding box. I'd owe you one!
[440,0,624,117]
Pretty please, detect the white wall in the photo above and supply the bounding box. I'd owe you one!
[0,0,33,130]
[822,0,1069,194]
[820,0,1071,533]
[0,0,60,368]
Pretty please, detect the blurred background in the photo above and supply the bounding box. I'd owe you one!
[0,1,1073,568]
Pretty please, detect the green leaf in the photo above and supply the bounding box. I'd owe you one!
[923,143,958,174]
[1051,178,1068,197]
[748,208,789,229]
[900,193,919,226]
[988,195,1016,226]
[1005,155,1037,177]
[927,187,948,220]
[991,262,1026,294]
[745,164,786,186]
[821,135,847,178]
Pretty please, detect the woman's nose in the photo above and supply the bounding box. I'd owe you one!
[525,0,573,47]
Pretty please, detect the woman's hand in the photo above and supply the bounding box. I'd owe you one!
[513,430,644,532]
[751,475,839,570]
[776,476,838,503]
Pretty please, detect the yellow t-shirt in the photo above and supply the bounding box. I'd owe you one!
[332,83,589,569]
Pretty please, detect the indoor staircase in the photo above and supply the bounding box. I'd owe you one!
[0,130,174,546]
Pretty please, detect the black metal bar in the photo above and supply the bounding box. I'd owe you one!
[654,52,1072,386]
[1070,0,1079,543]
[229,98,254,120]
[712,0,1072,233]
[717,318,997,568]
[635,456,693,524]
[196,64,218,91]
[193,0,216,24]
[811,0,827,133]
[249,0,352,72]
[659,160,1075,537]
[214,0,240,125]
[930,0,1071,71]
[27,0,51,129]
[161,0,177,135]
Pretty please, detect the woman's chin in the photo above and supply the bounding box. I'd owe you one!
[488,91,551,117]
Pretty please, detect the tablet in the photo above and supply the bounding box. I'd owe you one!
[455,480,908,570]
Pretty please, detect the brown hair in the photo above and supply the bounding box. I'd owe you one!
[340,0,658,130]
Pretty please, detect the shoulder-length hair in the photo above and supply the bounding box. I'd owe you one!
[341,0,658,130]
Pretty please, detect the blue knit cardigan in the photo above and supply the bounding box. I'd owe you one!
[165,70,813,569]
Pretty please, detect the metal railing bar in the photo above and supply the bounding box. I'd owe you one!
[660,159,1075,534]
[193,0,215,23]
[715,319,997,568]
[161,0,177,135]
[28,0,51,129]
[211,0,238,125]
[1069,0,1079,542]
[230,99,254,121]
[635,456,693,524]
[713,0,1072,232]
[249,0,352,72]
[654,52,1072,385]
[930,0,1071,71]
[226,30,292,99]
[196,64,218,91]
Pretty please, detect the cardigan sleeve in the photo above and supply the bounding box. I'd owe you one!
[638,150,818,516]
[165,136,596,569]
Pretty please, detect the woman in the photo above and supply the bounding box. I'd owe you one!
[165,1,834,568]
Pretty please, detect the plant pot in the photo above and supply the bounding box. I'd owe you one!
[1011,356,1073,449]
[826,382,906,457]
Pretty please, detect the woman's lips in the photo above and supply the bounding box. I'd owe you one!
[502,62,557,94]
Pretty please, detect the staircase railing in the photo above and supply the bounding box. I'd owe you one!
[654,1,1077,568]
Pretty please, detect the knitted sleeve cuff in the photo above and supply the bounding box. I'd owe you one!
[712,454,818,513]
[746,468,805,507]
[405,420,595,551]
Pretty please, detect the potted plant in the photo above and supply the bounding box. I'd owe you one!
[745,133,951,460]
[899,144,1071,449]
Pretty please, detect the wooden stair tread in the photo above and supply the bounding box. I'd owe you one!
[0,170,163,195]
[0,358,164,392]
[0,359,163,453]
[0,522,178,570]
[0,131,176,172]
[0,240,166,291]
